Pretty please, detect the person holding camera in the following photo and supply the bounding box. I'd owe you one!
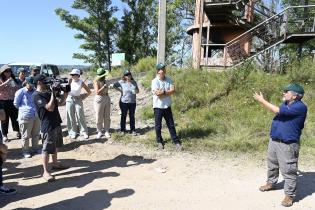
[113,69,139,135]
[0,65,21,142]
[14,77,41,158]
[93,68,111,139]
[66,69,91,139]
[33,74,68,182]
[253,83,307,207]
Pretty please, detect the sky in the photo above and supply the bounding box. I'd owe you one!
[0,0,125,65]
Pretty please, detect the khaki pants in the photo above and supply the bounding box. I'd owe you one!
[94,95,111,132]
[19,117,40,153]
[266,139,300,197]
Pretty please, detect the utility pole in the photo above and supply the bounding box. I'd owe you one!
[157,0,166,64]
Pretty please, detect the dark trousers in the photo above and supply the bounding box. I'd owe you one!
[120,101,136,132]
[0,158,3,186]
[0,100,19,136]
[154,107,180,144]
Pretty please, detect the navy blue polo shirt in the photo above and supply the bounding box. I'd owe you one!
[270,100,307,143]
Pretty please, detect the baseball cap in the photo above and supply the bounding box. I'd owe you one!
[70,68,81,75]
[283,83,305,95]
[33,74,47,84]
[156,63,166,70]
[30,65,40,71]
[25,77,35,85]
[123,69,131,76]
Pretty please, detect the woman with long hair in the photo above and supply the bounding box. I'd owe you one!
[113,69,139,135]
[0,65,21,142]
[93,68,111,139]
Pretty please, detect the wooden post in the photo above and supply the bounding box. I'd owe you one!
[192,0,203,69]
[157,0,166,64]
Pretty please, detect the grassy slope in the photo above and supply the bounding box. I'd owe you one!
[112,58,315,157]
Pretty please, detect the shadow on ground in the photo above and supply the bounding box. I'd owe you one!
[13,189,135,210]
[0,154,156,209]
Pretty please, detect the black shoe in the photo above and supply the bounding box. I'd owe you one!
[17,132,21,139]
[0,186,17,196]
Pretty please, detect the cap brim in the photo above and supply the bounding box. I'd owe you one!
[96,73,108,79]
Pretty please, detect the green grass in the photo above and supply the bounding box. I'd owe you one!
[112,57,315,157]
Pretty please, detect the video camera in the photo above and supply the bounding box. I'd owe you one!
[44,77,71,96]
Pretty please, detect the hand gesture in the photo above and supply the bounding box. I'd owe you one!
[253,92,265,103]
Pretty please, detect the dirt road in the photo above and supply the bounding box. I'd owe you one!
[1,77,314,210]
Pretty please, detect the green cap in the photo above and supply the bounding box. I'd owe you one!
[25,77,35,85]
[283,83,305,95]
[123,69,131,76]
[96,68,108,78]
[156,63,166,70]
[30,65,40,71]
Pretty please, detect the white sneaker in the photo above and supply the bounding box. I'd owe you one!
[69,134,76,139]
[2,136,8,142]
[82,132,89,139]
[104,131,111,138]
[96,132,102,139]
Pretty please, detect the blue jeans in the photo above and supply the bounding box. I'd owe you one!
[120,101,136,132]
[154,107,180,144]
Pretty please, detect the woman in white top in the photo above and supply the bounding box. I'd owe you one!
[66,69,91,139]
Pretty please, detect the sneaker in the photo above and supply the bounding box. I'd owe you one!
[3,136,9,142]
[175,143,182,151]
[104,131,111,138]
[131,131,137,136]
[281,195,294,207]
[16,132,21,139]
[22,152,31,158]
[96,132,102,139]
[0,186,17,196]
[259,183,274,192]
[69,134,76,139]
[119,130,126,135]
[157,143,164,150]
[82,132,89,139]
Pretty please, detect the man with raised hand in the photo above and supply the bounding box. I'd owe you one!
[253,83,307,207]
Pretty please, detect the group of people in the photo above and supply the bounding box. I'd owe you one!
[0,62,307,207]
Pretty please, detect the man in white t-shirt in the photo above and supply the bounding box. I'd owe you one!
[151,63,181,150]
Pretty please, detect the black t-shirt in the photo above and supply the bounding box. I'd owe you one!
[33,91,62,133]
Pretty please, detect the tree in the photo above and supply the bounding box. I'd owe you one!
[165,0,195,66]
[55,0,118,70]
[117,0,156,64]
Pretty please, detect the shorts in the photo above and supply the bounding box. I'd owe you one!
[42,126,63,154]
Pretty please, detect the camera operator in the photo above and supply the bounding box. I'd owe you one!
[32,74,68,182]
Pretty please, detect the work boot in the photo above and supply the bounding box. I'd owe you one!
[259,183,274,192]
[281,195,294,207]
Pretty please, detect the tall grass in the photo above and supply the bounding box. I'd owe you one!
[112,57,315,156]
